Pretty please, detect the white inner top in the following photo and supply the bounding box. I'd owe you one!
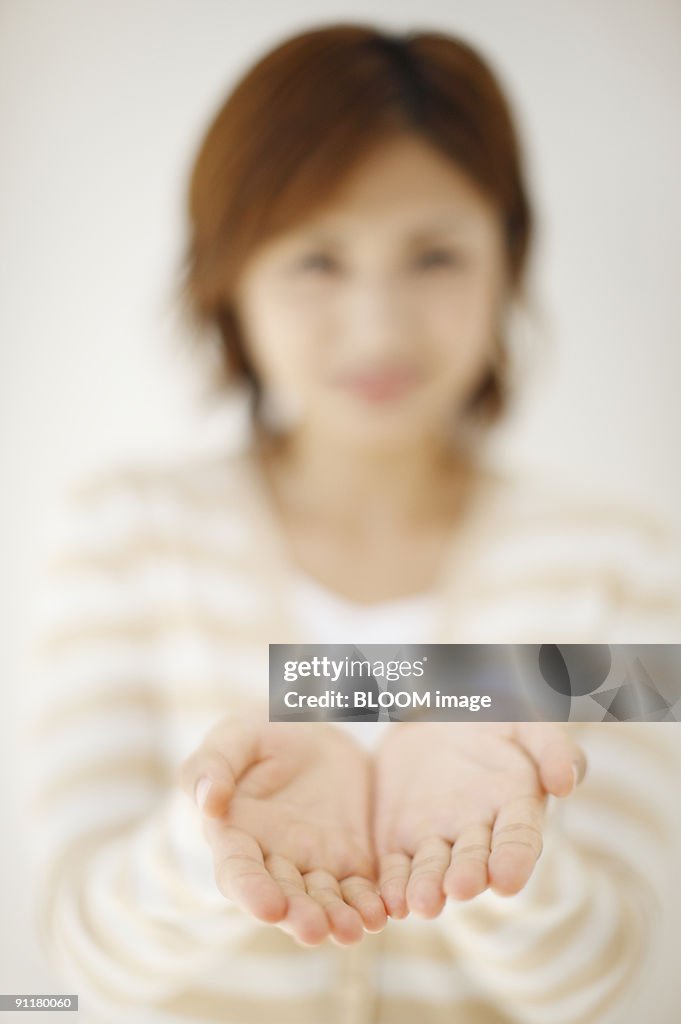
[288,568,439,643]
[287,568,439,748]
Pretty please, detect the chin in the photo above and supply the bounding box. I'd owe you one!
[333,418,435,451]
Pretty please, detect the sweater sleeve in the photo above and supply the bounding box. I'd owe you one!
[435,516,681,1024]
[436,723,679,1024]
[20,473,264,1018]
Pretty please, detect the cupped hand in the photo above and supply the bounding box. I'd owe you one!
[373,722,586,919]
[180,711,386,946]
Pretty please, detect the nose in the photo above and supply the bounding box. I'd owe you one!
[342,276,413,360]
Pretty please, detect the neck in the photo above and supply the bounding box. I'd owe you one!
[252,421,477,537]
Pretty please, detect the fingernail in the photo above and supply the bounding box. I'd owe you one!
[195,776,212,811]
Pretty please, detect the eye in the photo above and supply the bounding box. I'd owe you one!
[297,251,340,274]
[414,247,464,270]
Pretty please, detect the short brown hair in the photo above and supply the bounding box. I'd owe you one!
[179,23,533,430]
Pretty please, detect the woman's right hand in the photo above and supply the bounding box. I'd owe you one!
[180,710,387,946]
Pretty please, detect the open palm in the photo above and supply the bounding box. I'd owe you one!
[183,717,386,945]
[373,722,585,918]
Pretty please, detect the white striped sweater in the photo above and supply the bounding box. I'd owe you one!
[22,444,681,1024]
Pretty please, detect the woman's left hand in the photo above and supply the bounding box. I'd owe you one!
[373,722,587,919]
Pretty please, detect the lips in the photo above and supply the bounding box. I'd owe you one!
[337,366,423,401]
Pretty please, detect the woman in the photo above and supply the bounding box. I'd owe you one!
[25,23,680,1024]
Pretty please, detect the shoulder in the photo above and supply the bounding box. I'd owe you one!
[476,463,681,635]
[69,446,249,507]
[54,446,256,560]
[484,463,679,562]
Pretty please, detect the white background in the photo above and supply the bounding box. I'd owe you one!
[2,1,680,1019]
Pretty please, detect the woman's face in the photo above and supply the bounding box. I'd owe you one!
[233,132,509,449]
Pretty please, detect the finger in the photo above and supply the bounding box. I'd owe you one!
[406,837,451,918]
[303,869,364,945]
[203,820,286,923]
[266,854,329,945]
[378,851,411,919]
[515,722,587,798]
[339,875,388,933]
[444,823,491,901]
[180,716,260,817]
[488,796,545,897]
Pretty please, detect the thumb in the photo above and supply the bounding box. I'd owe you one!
[180,713,261,818]
[514,722,587,798]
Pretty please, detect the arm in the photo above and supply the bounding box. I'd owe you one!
[435,721,679,1024]
[435,516,681,1024]
[20,475,267,1015]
